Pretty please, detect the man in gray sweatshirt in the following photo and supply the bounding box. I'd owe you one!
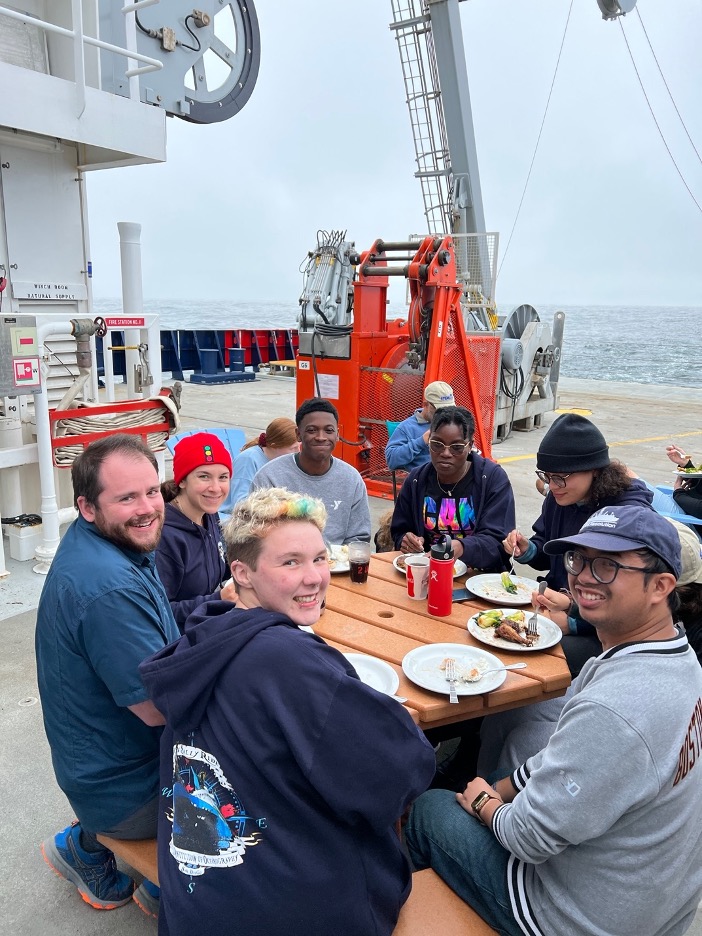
[252,398,371,546]
[406,504,702,936]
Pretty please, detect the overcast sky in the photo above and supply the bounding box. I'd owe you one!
[85,0,702,309]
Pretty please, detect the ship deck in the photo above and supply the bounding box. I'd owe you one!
[2,374,701,934]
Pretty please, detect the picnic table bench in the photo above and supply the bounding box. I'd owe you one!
[98,837,497,935]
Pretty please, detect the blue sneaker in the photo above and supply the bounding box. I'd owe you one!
[133,879,160,918]
[41,822,134,910]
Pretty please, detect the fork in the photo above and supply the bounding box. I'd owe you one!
[445,658,459,704]
[528,581,547,637]
[509,534,519,579]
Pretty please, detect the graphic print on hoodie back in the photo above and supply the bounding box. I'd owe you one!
[169,739,265,876]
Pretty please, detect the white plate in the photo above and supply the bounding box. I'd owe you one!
[343,653,400,696]
[466,573,540,606]
[393,555,468,578]
[467,610,562,652]
[673,469,702,479]
[327,544,350,574]
[401,643,507,696]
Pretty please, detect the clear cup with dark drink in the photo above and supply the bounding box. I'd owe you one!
[348,541,371,584]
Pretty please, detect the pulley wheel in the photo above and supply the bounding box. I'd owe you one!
[179,0,261,124]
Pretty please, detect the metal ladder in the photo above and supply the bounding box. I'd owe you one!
[389,0,453,236]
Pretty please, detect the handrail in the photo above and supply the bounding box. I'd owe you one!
[0,3,163,115]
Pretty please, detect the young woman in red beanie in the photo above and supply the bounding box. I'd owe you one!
[156,432,234,630]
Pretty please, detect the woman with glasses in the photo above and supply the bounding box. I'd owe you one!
[503,413,653,674]
[390,405,515,572]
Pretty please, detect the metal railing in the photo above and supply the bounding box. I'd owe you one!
[0,0,162,117]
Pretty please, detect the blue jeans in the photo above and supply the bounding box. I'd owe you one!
[405,789,524,936]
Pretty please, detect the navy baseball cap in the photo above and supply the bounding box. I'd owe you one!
[544,505,682,579]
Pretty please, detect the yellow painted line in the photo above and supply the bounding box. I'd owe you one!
[497,454,537,463]
[495,429,702,465]
[609,430,702,448]
[555,407,593,416]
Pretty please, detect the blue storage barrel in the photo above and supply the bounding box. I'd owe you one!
[200,348,219,375]
[228,348,245,373]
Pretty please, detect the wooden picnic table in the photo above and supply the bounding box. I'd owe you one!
[316,552,571,729]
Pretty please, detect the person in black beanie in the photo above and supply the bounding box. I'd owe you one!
[428,414,658,795]
[503,413,655,675]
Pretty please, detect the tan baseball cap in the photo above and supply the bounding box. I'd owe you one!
[424,381,455,409]
[666,518,702,586]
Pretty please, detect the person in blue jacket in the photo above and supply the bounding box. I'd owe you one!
[156,432,235,630]
[385,380,455,472]
[225,416,299,511]
[140,487,435,936]
[503,413,653,674]
[390,406,515,572]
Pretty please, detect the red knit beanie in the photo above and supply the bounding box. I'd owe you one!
[173,433,233,487]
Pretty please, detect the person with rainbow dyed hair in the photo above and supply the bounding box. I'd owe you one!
[140,487,435,936]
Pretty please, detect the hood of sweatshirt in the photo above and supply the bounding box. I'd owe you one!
[139,600,294,733]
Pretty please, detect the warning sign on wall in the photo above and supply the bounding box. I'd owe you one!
[13,357,40,386]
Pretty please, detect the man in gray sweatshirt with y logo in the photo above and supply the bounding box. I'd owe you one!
[406,505,702,936]
[252,397,371,546]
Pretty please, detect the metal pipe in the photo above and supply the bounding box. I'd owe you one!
[0,5,163,71]
[118,222,145,399]
[71,0,86,118]
[549,311,566,399]
[374,240,419,252]
[32,319,77,574]
[0,417,24,576]
[360,265,410,277]
[370,254,417,261]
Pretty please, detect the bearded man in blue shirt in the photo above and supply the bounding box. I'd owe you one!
[36,434,179,917]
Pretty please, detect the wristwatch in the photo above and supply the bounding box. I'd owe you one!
[470,790,497,819]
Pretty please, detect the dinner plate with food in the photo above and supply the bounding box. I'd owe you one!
[343,653,400,696]
[402,643,507,696]
[327,544,350,573]
[467,608,562,651]
[393,554,468,578]
[465,572,540,606]
[672,466,702,479]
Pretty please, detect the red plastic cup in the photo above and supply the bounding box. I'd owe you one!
[406,554,429,600]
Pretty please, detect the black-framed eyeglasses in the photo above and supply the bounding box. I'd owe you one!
[429,439,472,456]
[564,550,655,585]
[535,469,572,489]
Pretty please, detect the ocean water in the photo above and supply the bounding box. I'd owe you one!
[92,298,701,389]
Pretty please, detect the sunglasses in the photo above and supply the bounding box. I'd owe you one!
[429,439,472,456]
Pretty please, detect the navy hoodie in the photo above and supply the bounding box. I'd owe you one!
[390,454,516,572]
[155,503,228,629]
[139,601,435,936]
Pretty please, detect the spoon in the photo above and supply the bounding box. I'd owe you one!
[464,662,527,683]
